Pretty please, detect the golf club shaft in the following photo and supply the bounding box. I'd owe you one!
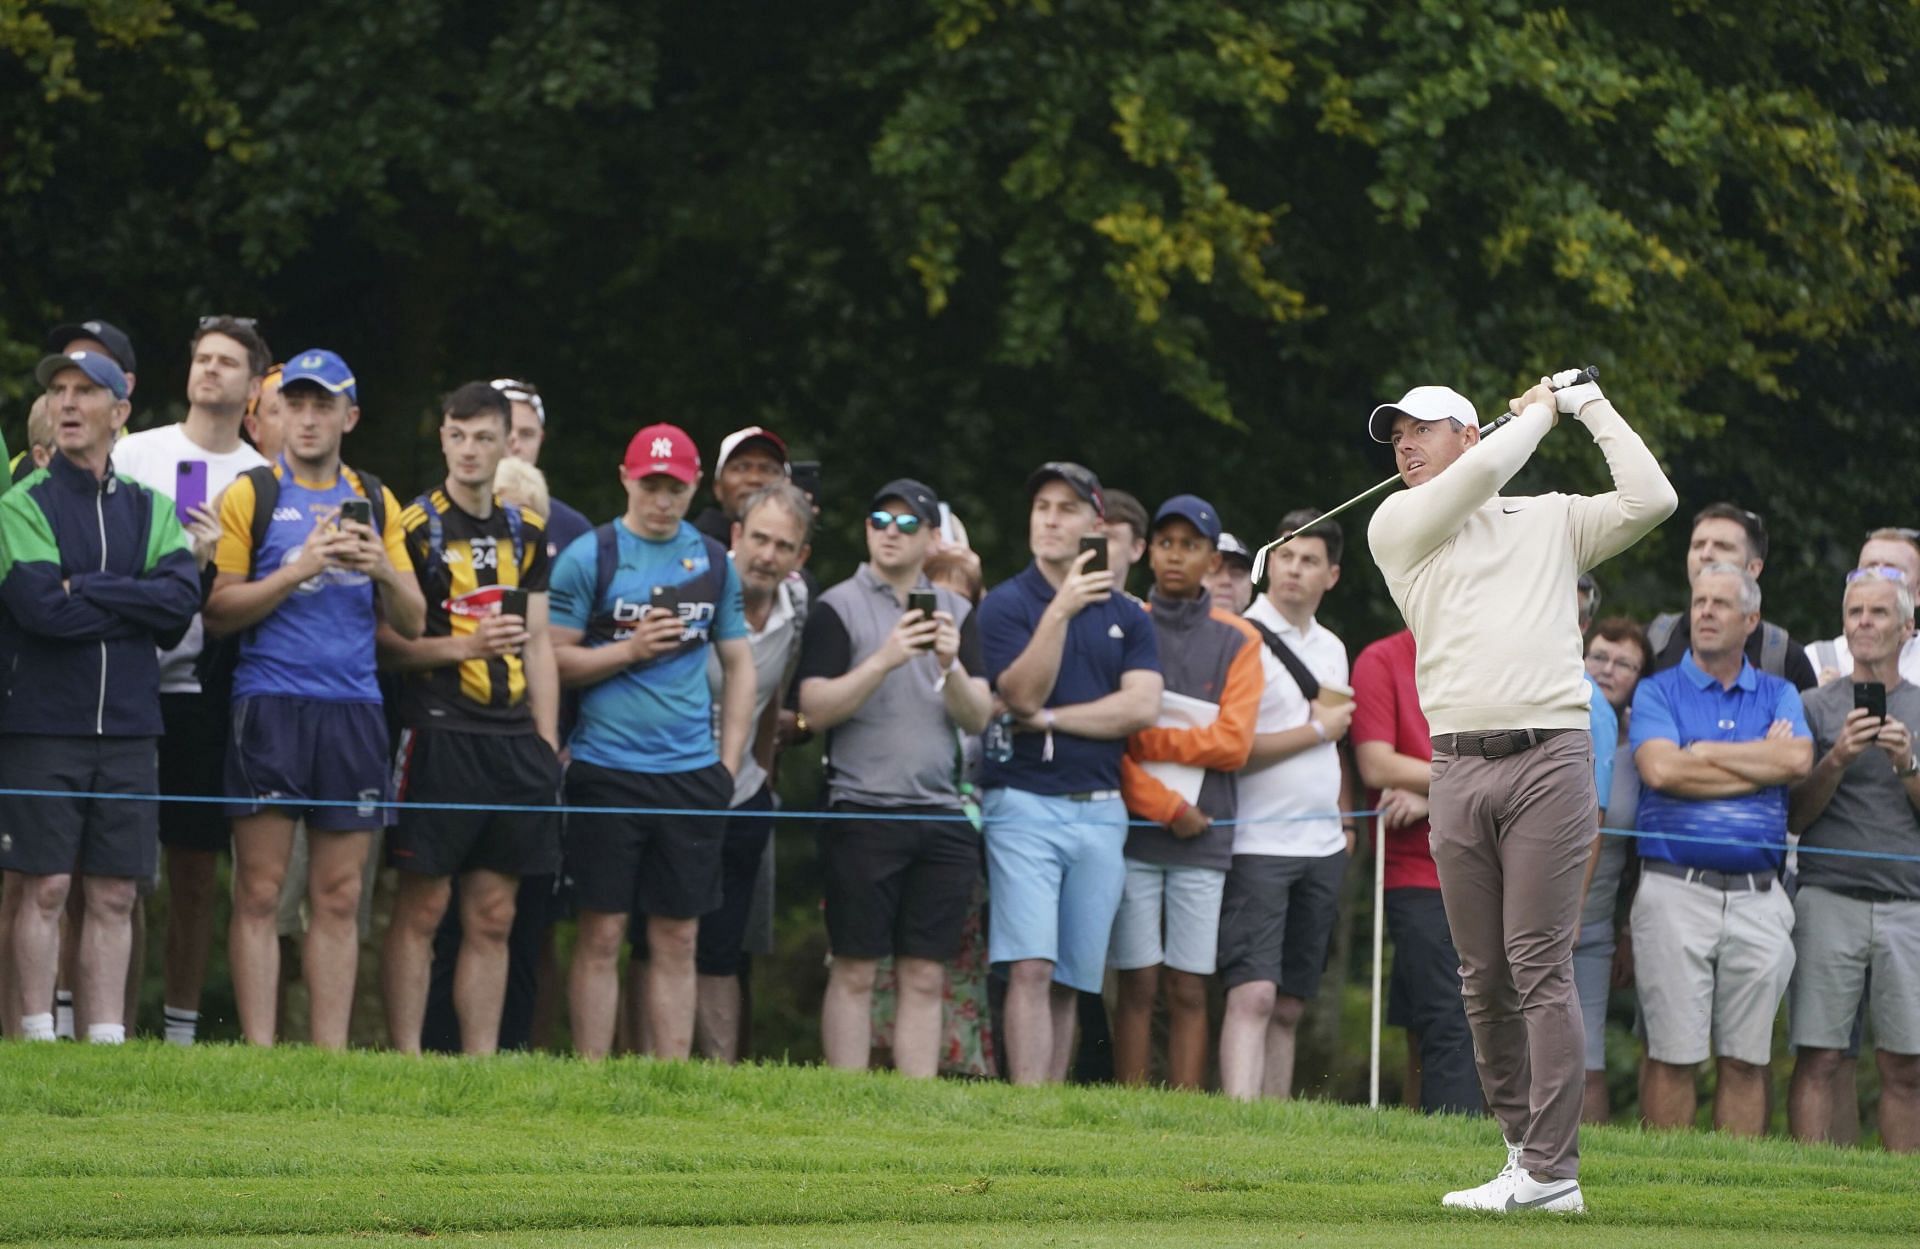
[1250,366,1599,584]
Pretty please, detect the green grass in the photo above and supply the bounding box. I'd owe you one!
[1,1045,1914,1247]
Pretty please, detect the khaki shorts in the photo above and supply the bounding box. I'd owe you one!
[1789,885,1920,1055]
[1631,867,1794,1065]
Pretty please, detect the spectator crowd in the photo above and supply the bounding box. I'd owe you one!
[1,315,1915,1153]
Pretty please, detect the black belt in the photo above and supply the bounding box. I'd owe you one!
[1644,858,1774,893]
[1429,727,1579,759]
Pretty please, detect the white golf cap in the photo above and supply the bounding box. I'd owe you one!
[1367,385,1479,444]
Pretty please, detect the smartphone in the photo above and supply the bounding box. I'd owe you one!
[650,585,681,618]
[1078,534,1109,574]
[174,460,208,527]
[907,590,939,648]
[790,460,822,504]
[1854,680,1887,724]
[338,497,373,528]
[499,586,529,619]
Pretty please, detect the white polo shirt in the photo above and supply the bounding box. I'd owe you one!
[707,572,805,807]
[1234,596,1349,857]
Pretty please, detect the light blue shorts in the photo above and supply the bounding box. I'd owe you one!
[982,786,1128,993]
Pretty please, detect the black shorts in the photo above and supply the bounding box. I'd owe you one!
[225,695,391,831]
[1385,886,1458,1030]
[389,728,562,879]
[563,759,734,920]
[158,691,232,853]
[0,736,160,879]
[819,803,979,962]
[1216,851,1347,995]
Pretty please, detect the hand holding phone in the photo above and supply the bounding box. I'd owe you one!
[907,589,940,650]
[174,460,209,527]
[338,497,373,529]
[1855,681,1888,725]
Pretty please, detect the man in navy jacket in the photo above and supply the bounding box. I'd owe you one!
[0,350,199,1043]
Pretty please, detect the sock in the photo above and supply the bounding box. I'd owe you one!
[163,1006,199,1047]
[54,990,75,1040]
[21,1012,56,1041]
[86,1022,126,1045]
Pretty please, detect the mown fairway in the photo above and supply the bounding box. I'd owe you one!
[1,1045,1913,1247]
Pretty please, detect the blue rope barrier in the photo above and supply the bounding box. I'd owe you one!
[2,787,1919,863]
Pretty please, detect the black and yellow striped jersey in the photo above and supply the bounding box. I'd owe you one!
[397,488,550,733]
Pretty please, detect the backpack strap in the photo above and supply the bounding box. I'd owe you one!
[592,521,621,620]
[1247,619,1321,703]
[241,464,282,580]
[1759,621,1791,678]
[501,498,525,573]
[346,466,386,535]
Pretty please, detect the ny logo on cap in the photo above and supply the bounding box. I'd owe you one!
[651,437,674,458]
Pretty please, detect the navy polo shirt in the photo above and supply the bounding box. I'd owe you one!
[1630,650,1809,873]
[977,563,1160,795]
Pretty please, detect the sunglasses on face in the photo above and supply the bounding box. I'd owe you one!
[868,510,923,535]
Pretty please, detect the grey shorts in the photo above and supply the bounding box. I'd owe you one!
[1789,884,1920,1055]
[1571,918,1615,1071]
[1216,851,1347,995]
[1630,867,1794,1065]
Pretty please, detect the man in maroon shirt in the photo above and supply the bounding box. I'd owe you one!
[1352,629,1483,1114]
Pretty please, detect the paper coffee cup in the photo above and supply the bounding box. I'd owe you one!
[1317,682,1353,707]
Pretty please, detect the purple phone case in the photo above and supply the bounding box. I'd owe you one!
[174,461,209,526]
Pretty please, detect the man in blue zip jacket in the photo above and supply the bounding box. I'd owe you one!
[0,349,199,1043]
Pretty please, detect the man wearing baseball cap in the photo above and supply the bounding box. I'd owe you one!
[44,319,137,392]
[547,422,756,1060]
[694,426,789,546]
[0,350,198,1044]
[976,461,1163,1083]
[1204,533,1256,614]
[795,476,993,1077]
[203,347,426,1050]
[1366,373,1676,1213]
[1111,495,1262,1089]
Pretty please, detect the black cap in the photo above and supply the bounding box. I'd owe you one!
[1025,461,1105,517]
[45,319,136,374]
[870,477,941,526]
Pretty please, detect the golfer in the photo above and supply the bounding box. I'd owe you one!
[1366,370,1676,1214]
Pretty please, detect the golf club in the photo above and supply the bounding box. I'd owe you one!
[1250,367,1600,585]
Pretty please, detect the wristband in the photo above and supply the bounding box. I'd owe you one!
[1310,718,1328,743]
[1042,708,1057,763]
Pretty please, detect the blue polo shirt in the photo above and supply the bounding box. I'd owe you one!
[977,563,1161,795]
[1629,650,1808,873]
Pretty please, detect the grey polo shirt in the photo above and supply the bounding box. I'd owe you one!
[794,564,983,809]
[1800,678,1920,899]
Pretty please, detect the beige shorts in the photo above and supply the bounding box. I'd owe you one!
[1789,885,1920,1055]
[1631,867,1794,1065]
[271,820,382,940]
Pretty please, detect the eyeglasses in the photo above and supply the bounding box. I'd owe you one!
[198,315,259,330]
[1585,652,1642,675]
[868,510,923,535]
[1848,565,1910,585]
[489,378,546,426]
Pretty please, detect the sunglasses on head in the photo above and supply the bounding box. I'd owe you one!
[1848,564,1910,585]
[868,510,923,535]
[198,315,259,329]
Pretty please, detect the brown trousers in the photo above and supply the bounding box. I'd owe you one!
[1429,730,1594,1180]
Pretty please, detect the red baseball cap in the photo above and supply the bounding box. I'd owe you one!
[623,423,701,484]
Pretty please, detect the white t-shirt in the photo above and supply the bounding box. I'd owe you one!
[708,572,805,806]
[1233,597,1349,857]
[1805,633,1920,687]
[112,423,267,693]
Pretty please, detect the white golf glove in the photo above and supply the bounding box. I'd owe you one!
[1547,368,1604,416]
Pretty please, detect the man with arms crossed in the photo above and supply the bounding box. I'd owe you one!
[798,478,992,1076]
[977,463,1162,1084]
[1787,568,1920,1151]
[204,349,426,1048]
[379,382,560,1055]
[1367,371,1675,1212]
[549,424,755,1060]
[111,316,271,1046]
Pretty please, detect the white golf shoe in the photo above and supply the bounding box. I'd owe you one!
[1442,1142,1584,1213]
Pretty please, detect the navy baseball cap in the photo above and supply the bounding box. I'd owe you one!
[870,477,941,526]
[1153,494,1222,543]
[44,319,136,373]
[281,349,358,404]
[34,350,130,401]
[1025,461,1105,517]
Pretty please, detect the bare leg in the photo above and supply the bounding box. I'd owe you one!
[1641,1057,1699,1129]
[1002,959,1057,1085]
[383,872,453,1053]
[1163,968,1210,1090]
[617,957,648,1055]
[76,876,138,1031]
[1260,994,1306,1100]
[1713,1057,1770,1136]
[229,815,296,1046]
[1046,981,1078,1082]
[821,955,879,1070]
[0,876,21,1037]
[1218,981,1275,1101]
[644,915,699,1059]
[694,973,741,1062]
[891,956,947,1079]
[1112,965,1159,1085]
[1876,1050,1920,1152]
[1582,1069,1612,1125]
[11,872,71,1027]
[119,902,144,1034]
[161,846,220,1023]
[1789,1047,1842,1143]
[1830,1056,1862,1146]
[569,910,628,1059]
[302,830,373,1050]
[454,869,518,1056]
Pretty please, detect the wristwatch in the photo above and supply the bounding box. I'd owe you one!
[1898,752,1918,779]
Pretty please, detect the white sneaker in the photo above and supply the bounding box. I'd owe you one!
[1440,1141,1523,1210]
[1503,1172,1584,1214]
